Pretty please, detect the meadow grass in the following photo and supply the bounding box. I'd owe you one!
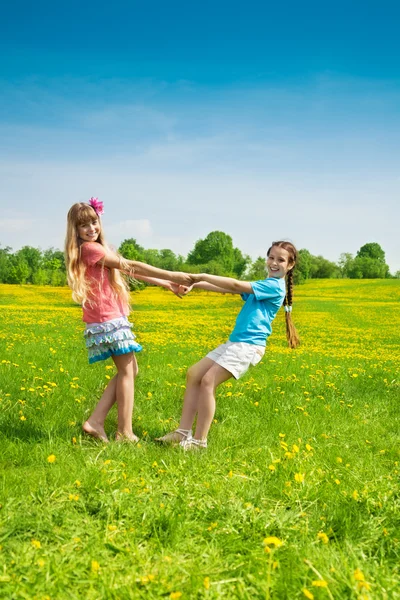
[0,280,399,599]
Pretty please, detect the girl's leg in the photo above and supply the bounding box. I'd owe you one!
[179,358,216,430]
[112,352,139,442]
[82,374,118,442]
[194,364,232,441]
[156,357,215,443]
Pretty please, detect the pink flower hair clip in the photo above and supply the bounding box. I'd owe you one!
[89,197,104,216]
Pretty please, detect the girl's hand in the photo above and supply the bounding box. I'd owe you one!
[168,282,185,298]
[178,284,193,296]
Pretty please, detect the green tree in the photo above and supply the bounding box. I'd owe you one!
[350,243,390,278]
[310,255,339,279]
[0,246,12,283]
[357,242,386,262]
[119,239,145,261]
[6,255,30,284]
[187,231,248,276]
[338,253,354,278]
[295,249,312,283]
[246,256,266,280]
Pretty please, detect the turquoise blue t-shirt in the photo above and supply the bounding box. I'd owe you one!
[229,277,286,347]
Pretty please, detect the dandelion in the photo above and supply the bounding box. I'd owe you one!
[170,593,182,600]
[204,577,210,589]
[354,569,365,582]
[312,580,328,587]
[263,536,283,547]
[294,472,305,483]
[302,589,314,599]
[31,539,41,549]
[268,464,276,471]
[91,560,100,572]
[352,490,359,500]
[47,455,56,463]
[317,532,329,544]
[37,559,45,568]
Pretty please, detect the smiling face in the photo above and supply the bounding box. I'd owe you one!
[78,217,101,243]
[266,245,294,278]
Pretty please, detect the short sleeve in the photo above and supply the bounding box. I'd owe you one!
[250,278,285,301]
[80,242,106,266]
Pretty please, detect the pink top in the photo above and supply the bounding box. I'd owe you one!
[80,242,128,324]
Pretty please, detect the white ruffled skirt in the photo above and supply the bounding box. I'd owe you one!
[84,316,142,364]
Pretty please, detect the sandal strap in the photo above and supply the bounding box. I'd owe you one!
[176,428,192,439]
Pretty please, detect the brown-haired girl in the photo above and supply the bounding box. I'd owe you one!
[157,241,299,450]
[65,198,192,443]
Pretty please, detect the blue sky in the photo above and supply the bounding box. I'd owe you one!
[1,0,399,271]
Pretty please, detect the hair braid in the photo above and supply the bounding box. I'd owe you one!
[284,266,300,348]
[267,240,300,349]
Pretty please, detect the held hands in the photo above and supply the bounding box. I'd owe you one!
[168,283,193,298]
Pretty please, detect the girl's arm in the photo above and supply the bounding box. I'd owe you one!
[134,274,185,298]
[100,249,193,285]
[191,273,253,294]
[192,282,242,294]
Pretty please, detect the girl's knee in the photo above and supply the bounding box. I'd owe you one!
[186,365,201,384]
[199,373,215,391]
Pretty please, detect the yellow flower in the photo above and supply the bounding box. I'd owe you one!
[263,536,283,547]
[69,494,79,501]
[170,593,182,599]
[302,589,314,599]
[294,472,305,483]
[354,569,365,581]
[108,525,117,531]
[91,560,100,572]
[204,576,210,589]
[37,559,45,568]
[31,539,41,549]
[312,580,328,587]
[352,490,359,500]
[47,454,56,463]
[317,532,329,544]
[305,444,313,451]
[268,464,276,471]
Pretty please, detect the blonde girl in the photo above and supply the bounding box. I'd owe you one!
[65,198,192,443]
[157,241,299,450]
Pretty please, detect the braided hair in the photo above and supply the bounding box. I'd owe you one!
[267,241,300,349]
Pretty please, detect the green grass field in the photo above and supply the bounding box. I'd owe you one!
[0,280,399,599]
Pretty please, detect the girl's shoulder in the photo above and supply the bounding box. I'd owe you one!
[80,242,106,265]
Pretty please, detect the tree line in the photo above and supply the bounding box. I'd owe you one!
[0,233,396,287]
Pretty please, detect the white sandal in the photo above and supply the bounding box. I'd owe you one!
[180,437,207,451]
[155,428,192,445]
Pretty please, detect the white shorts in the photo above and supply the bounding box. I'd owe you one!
[206,341,265,380]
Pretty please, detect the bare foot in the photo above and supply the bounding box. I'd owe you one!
[115,431,139,444]
[82,420,109,443]
[155,430,187,445]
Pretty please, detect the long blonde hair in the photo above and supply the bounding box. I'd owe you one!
[64,203,130,309]
[267,241,300,349]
